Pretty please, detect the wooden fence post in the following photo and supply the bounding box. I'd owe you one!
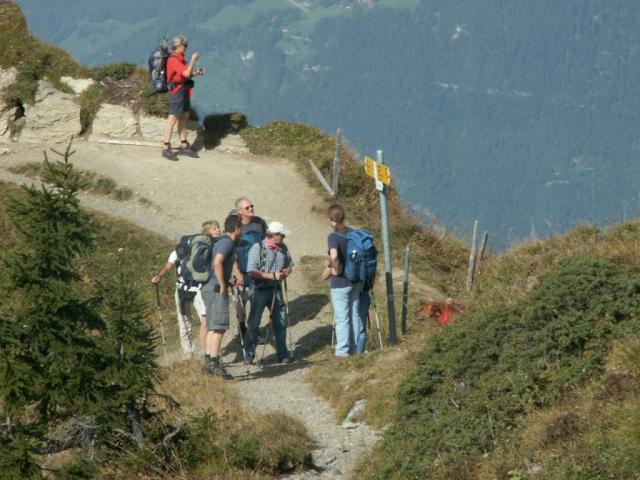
[401,244,410,335]
[466,220,478,292]
[308,159,334,196]
[331,129,342,197]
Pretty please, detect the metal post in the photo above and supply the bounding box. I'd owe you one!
[377,149,397,344]
[466,220,478,292]
[401,244,410,335]
[332,129,342,196]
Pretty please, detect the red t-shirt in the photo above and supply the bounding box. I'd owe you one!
[166,52,193,98]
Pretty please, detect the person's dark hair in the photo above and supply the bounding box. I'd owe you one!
[224,214,241,233]
[328,203,345,223]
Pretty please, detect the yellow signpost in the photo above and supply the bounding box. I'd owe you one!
[364,155,391,186]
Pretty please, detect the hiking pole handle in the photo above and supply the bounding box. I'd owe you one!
[155,283,161,308]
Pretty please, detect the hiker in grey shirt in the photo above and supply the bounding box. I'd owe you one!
[201,214,242,377]
[243,221,294,364]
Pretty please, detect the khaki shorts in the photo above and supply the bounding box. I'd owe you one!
[201,284,229,331]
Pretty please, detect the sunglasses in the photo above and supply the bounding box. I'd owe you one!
[244,205,254,210]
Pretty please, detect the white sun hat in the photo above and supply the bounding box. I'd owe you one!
[267,221,291,236]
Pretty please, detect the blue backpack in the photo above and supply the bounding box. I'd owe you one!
[236,230,262,272]
[336,229,378,291]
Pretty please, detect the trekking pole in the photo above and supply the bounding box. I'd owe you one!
[258,285,278,366]
[371,291,384,350]
[231,285,245,350]
[237,280,248,339]
[154,284,168,363]
[283,277,294,362]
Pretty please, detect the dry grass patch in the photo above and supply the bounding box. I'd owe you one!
[308,318,443,430]
[299,254,448,429]
[9,162,136,201]
[156,360,313,478]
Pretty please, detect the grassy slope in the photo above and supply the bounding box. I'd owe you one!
[359,224,640,479]
[0,178,312,479]
[0,1,86,104]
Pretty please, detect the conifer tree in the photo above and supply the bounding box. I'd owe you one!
[0,141,165,474]
[0,142,101,473]
[95,258,160,447]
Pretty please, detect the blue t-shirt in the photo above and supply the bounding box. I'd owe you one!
[207,235,235,286]
[327,230,352,289]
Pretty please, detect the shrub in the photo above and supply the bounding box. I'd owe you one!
[79,84,103,133]
[364,256,640,479]
[141,86,168,117]
[92,62,137,81]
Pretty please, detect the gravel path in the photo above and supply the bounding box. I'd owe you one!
[0,138,379,479]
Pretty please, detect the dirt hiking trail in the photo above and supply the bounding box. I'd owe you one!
[0,138,379,479]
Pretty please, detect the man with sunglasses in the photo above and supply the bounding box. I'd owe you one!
[243,221,294,364]
[233,197,268,340]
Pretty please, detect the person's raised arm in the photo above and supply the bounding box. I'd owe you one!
[183,51,200,78]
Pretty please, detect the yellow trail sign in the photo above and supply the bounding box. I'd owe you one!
[364,155,391,186]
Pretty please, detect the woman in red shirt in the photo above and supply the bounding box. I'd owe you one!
[162,35,203,161]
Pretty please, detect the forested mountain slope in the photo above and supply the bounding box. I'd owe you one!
[16,0,640,248]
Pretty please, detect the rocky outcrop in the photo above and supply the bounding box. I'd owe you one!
[90,103,139,139]
[3,76,202,147]
[0,66,18,111]
[19,80,81,144]
[60,76,95,95]
[0,107,21,143]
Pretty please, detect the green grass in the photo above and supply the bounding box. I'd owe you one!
[357,242,640,479]
[0,2,87,106]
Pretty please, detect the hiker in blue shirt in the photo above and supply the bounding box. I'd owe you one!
[201,214,242,378]
[325,204,365,357]
[233,197,268,341]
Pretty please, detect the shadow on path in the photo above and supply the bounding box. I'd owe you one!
[287,293,329,327]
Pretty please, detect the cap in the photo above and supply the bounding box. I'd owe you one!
[267,221,291,236]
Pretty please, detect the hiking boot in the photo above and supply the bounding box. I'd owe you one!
[177,141,199,158]
[278,356,292,364]
[162,148,178,161]
[243,355,255,365]
[213,363,233,380]
[176,147,199,158]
